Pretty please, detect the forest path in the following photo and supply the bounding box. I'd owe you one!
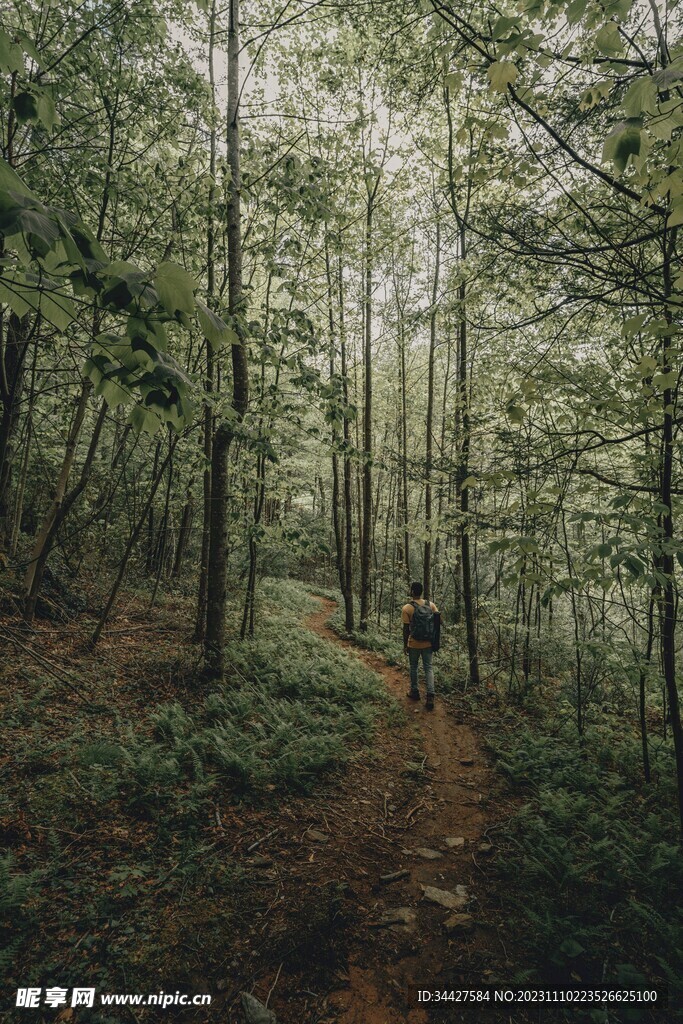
[303,597,508,1023]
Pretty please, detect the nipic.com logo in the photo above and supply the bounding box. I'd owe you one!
[14,987,212,1009]
[16,987,95,1008]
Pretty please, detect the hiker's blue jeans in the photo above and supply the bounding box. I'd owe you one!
[409,648,434,695]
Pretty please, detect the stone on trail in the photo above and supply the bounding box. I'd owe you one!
[371,907,416,927]
[412,847,443,860]
[478,842,494,855]
[443,912,475,934]
[306,829,329,842]
[241,992,277,1024]
[420,884,469,911]
[444,836,465,849]
[380,868,410,884]
[250,855,273,867]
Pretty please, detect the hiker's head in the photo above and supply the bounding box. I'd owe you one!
[410,581,423,598]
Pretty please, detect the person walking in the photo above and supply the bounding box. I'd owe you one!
[402,581,440,710]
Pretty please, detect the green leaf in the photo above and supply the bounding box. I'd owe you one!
[129,403,162,436]
[35,90,58,131]
[196,298,238,351]
[559,938,585,958]
[12,90,39,124]
[668,199,683,227]
[595,23,623,56]
[154,261,197,316]
[487,61,518,93]
[506,403,525,423]
[579,79,612,111]
[0,30,24,74]
[602,118,642,174]
[652,371,677,389]
[0,156,34,197]
[636,355,657,376]
[624,554,645,578]
[0,269,75,330]
[622,77,658,118]
[492,16,519,40]
[17,32,40,64]
[622,313,648,337]
[566,0,588,24]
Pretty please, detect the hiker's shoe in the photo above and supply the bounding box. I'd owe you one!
[426,694,435,711]
[407,689,421,701]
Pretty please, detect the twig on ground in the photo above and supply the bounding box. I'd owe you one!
[247,828,280,853]
[265,962,284,1007]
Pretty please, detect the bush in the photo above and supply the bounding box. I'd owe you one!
[491,724,683,1019]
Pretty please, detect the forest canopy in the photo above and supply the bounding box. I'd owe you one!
[1,0,683,1018]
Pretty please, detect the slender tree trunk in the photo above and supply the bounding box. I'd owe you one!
[23,383,91,611]
[659,226,683,833]
[359,197,374,631]
[149,445,175,607]
[9,336,37,556]
[92,437,177,646]
[399,323,410,586]
[424,220,440,600]
[326,241,344,592]
[434,322,452,595]
[0,313,31,552]
[194,0,218,642]
[639,591,655,784]
[204,0,249,678]
[172,493,193,579]
[339,258,355,632]
[456,225,479,686]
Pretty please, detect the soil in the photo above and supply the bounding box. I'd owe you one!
[227,598,526,1024]
[2,593,527,1024]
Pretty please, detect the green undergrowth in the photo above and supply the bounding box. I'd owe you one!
[328,602,404,663]
[489,718,683,1021]
[0,577,390,1013]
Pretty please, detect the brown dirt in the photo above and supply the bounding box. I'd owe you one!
[269,597,520,1024]
[2,591,524,1024]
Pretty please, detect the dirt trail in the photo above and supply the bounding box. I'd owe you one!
[303,598,509,1023]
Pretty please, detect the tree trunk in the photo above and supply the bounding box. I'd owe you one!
[359,196,374,631]
[424,219,440,600]
[339,258,355,632]
[456,224,480,686]
[0,313,32,552]
[172,492,194,579]
[194,0,218,642]
[204,0,249,678]
[399,322,410,586]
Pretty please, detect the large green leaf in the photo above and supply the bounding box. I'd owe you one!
[595,23,623,56]
[0,157,34,198]
[602,118,642,174]
[0,268,75,330]
[98,261,157,310]
[129,403,163,436]
[196,298,239,351]
[154,261,197,316]
[0,30,23,74]
[622,77,658,117]
[487,61,518,93]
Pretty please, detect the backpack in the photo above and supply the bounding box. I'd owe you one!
[410,600,435,643]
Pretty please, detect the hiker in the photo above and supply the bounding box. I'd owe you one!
[402,582,440,710]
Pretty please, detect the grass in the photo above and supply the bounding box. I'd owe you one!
[488,718,683,1021]
[328,602,405,663]
[0,576,391,1016]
